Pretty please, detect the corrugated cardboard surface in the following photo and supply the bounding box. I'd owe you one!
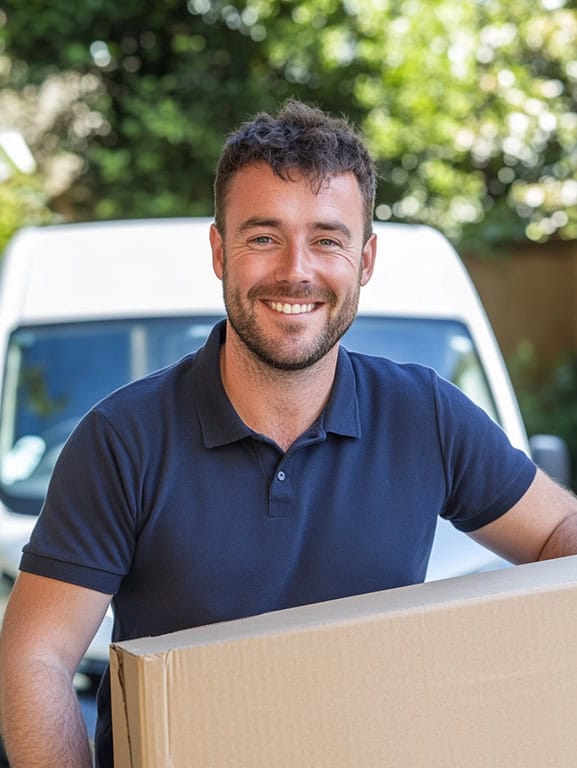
[110,555,577,767]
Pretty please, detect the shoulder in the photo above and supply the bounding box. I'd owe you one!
[344,347,479,404]
[343,346,438,394]
[94,353,197,420]
[64,353,199,462]
[340,347,491,437]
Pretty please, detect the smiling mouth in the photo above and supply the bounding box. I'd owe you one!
[266,301,317,315]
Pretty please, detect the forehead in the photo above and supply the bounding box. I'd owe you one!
[224,163,365,233]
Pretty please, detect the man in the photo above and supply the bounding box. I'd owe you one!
[1,99,577,767]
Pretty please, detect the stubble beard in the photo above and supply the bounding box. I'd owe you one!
[222,262,362,372]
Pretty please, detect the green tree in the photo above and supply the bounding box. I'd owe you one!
[0,167,52,252]
[1,0,576,249]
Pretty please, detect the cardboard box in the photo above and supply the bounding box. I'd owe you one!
[110,555,577,767]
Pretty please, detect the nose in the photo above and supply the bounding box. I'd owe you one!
[273,239,312,283]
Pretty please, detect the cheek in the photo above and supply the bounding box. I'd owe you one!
[321,258,363,291]
[224,256,269,291]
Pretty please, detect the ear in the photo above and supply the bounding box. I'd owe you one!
[210,223,224,281]
[360,232,377,287]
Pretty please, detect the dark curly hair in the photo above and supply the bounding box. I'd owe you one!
[214,99,376,243]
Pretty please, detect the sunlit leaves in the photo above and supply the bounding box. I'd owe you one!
[345,0,577,245]
[1,0,577,247]
[0,167,53,252]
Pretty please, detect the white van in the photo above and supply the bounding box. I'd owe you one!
[0,218,567,674]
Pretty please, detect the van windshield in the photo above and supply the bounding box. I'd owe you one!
[0,316,496,514]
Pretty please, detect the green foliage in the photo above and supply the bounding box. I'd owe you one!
[3,0,577,482]
[1,0,577,249]
[0,168,54,254]
[510,342,577,491]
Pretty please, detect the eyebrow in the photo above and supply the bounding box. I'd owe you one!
[238,217,282,232]
[239,218,353,240]
[310,221,353,240]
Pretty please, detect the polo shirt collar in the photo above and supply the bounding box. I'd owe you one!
[193,320,361,448]
[323,345,361,438]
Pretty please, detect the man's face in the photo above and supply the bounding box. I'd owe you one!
[210,162,376,371]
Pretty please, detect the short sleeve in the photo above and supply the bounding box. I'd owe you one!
[432,372,537,532]
[20,407,140,594]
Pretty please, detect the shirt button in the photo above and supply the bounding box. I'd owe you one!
[277,471,287,482]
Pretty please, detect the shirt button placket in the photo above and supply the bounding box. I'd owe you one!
[269,465,293,517]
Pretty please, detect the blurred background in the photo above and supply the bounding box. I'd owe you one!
[1,0,577,488]
[1,2,577,760]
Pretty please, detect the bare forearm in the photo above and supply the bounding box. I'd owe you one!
[0,659,92,768]
[538,511,577,561]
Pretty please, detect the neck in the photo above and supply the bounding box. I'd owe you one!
[220,326,338,451]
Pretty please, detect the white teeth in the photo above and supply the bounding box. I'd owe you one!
[269,302,315,315]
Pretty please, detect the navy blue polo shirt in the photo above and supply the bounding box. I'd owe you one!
[21,320,536,766]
